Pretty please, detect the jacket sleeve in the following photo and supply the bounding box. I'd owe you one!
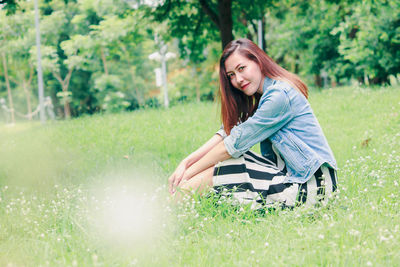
[216,124,227,139]
[224,87,293,158]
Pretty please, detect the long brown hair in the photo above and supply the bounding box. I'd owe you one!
[219,38,308,135]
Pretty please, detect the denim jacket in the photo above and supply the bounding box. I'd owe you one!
[216,76,337,184]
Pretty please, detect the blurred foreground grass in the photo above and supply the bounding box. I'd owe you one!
[0,86,399,266]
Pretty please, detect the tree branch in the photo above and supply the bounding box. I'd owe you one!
[52,71,63,85]
[64,68,73,91]
[249,19,258,38]
[28,65,34,85]
[199,0,220,29]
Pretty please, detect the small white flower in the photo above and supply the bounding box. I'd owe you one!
[379,235,389,242]
[318,234,324,239]
[349,229,360,236]
[250,250,255,254]
[264,242,269,247]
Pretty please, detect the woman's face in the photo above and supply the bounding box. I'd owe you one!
[225,51,264,96]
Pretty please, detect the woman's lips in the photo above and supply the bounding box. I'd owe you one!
[241,83,250,90]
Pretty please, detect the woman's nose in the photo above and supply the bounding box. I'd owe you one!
[236,73,244,84]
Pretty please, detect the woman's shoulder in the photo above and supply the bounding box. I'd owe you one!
[258,83,290,112]
[265,79,294,92]
[261,79,292,100]
[264,79,307,102]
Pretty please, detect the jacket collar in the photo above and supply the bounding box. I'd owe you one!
[262,76,274,93]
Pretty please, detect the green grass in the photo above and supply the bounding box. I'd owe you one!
[0,85,399,266]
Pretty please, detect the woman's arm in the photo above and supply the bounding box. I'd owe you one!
[168,134,224,194]
[177,141,231,188]
[182,134,224,169]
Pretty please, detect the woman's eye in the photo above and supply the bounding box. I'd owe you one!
[238,66,245,71]
[228,73,235,79]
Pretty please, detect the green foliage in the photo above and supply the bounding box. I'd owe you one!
[332,0,400,84]
[94,74,122,92]
[60,35,92,70]
[29,45,59,71]
[102,91,130,113]
[56,90,72,105]
[1,0,400,120]
[153,0,219,63]
[0,0,19,15]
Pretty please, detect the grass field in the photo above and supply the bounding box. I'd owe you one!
[0,85,399,266]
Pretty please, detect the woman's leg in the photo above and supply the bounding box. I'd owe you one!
[174,166,214,200]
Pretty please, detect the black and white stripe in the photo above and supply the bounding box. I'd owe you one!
[213,150,337,209]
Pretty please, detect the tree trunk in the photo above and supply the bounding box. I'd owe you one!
[22,66,34,121]
[218,0,234,49]
[100,47,109,75]
[130,69,144,107]
[192,66,200,102]
[199,0,234,50]
[62,69,73,118]
[53,70,73,119]
[261,15,266,52]
[1,52,15,124]
[239,12,255,41]
[22,79,32,120]
[62,81,71,119]
[314,74,323,88]
[294,54,299,74]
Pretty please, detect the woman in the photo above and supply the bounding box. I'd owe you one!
[168,38,337,208]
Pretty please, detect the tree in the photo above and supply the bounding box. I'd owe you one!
[154,0,233,50]
[71,1,154,112]
[0,0,18,15]
[6,3,37,120]
[332,0,400,84]
[0,11,18,123]
[28,7,76,118]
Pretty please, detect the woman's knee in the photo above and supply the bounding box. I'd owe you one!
[178,168,214,194]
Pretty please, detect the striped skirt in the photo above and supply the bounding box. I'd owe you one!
[212,150,337,209]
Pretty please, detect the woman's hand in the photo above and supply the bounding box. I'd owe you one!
[168,160,188,194]
[169,141,231,195]
[167,134,224,195]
